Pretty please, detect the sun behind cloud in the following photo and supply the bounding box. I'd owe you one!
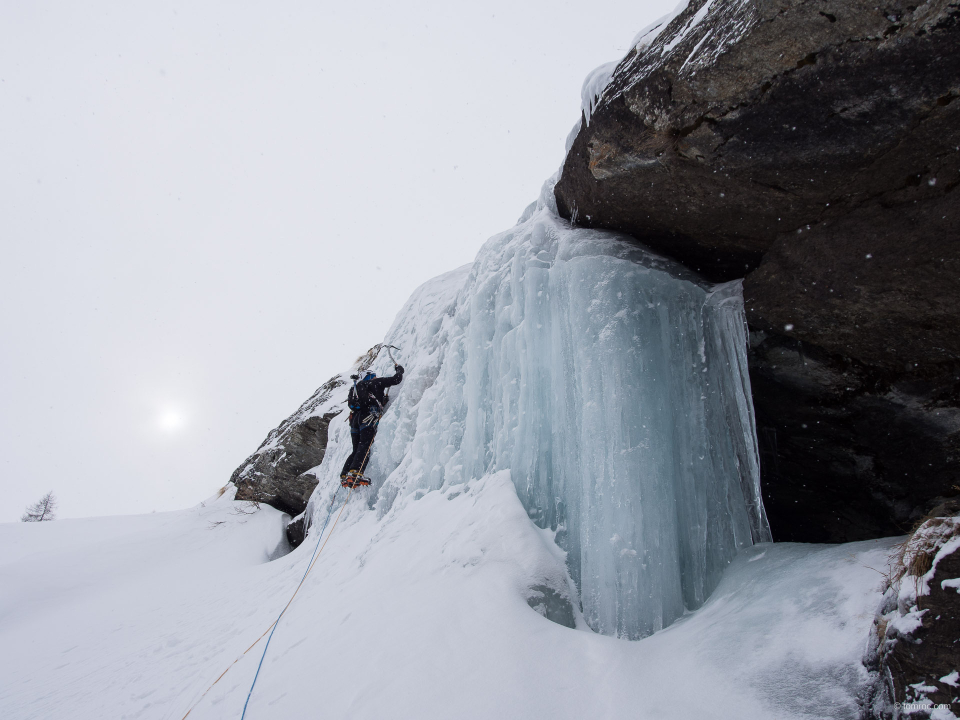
[158,408,184,432]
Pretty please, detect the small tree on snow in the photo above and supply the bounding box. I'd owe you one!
[21,491,57,522]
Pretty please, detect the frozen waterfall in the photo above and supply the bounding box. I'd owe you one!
[323,178,770,640]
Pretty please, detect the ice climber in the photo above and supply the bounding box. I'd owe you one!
[340,362,404,487]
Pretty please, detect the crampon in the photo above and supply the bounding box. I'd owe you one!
[340,471,371,488]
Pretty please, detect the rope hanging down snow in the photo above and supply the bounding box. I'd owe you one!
[179,485,354,720]
[180,352,396,719]
[239,483,356,719]
[239,376,391,717]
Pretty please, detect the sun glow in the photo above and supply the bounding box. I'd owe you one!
[158,409,184,432]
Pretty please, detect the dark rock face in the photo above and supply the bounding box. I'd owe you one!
[752,331,960,542]
[231,376,345,516]
[557,0,959,280]
[285,515,306,548]
[555,0,960,541]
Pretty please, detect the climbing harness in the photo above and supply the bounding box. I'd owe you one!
[348,378,383,428]
[179,486,353,720]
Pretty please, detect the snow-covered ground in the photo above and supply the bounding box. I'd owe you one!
[1,478,894,720]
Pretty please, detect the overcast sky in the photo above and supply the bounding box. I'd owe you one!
[1,0,676,522]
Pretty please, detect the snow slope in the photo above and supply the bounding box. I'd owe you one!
[0,479,893,720]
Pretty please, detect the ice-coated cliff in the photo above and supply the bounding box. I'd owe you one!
[303,177,770,639]
[557,0,960,546]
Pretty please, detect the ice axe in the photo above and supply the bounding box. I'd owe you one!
[382,344,401,368]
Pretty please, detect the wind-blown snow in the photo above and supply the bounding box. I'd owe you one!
[306,176,770,640]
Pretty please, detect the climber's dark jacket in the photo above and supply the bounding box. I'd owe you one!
[348,366,404,430]
[341,366,404,478]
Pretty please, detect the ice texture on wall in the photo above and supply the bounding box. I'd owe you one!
[325,177,770,639]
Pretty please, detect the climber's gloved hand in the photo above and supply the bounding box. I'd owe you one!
[395,364,404,373]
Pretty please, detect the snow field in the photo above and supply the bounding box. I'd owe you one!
[0,487,289,719]
[0,474,894,719]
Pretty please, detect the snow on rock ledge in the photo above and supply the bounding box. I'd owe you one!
[305,176,770,639]
[230,375,345,516]
[864,516,960,718]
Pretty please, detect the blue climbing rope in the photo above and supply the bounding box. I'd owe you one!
[239,487,345,719]
[234,366,391,718]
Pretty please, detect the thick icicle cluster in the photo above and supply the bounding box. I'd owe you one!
[320,178,770,639]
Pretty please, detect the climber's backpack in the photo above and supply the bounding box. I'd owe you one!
[347,382,362,411]
[347,376,381,414]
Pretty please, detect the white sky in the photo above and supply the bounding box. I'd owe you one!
[0,0,676,522]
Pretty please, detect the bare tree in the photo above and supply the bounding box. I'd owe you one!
[21,491,57,522]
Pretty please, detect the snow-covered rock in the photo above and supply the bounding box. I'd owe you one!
[864,516,960,718]
[230,374,346,516]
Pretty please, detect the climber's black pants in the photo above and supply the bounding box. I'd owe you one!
[341,423,377,477]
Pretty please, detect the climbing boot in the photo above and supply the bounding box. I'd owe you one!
[340,469,359,488]
[340,470,372,488]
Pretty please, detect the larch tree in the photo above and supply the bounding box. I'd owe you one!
[21,491,58,522]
